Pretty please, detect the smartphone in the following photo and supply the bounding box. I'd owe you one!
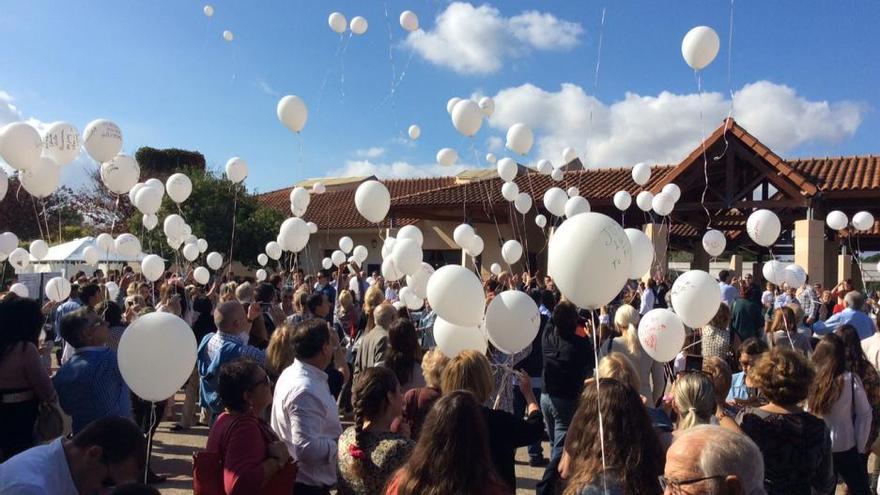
[684,354,704,372]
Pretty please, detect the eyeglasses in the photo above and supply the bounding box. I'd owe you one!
[658,474,724,493]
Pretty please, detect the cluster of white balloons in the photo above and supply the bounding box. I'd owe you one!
[379,225,425,283]
[452,223,485,258]
[762,261,807,289]
[427,264,487,357]
[542,186,591,219]
[617,172,681,217]
[328,12,368,35]
[447,96,493,138]
[826,210,875,232]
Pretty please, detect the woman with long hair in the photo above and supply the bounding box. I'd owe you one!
[837,324,880,483]
[336,290,359,341]
[767,306,811,356]
[357,286,386,336]
[605,304,665,405]
[337,367,413,495]
[441,350,543,490]
[385,391,508,495]
[265,323,296,383]
[383,320,425,393]
[563,379,664,494]
[808,334,872,494]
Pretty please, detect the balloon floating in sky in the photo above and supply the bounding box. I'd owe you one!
[350,16,368,35]
[203,5,214,17]
[436,148,458,167]
[506,123,533,155]
[42,121,80,167]
[399,10,419,32]
[632,162,651,186]
[277,95,308,133]
[328,12,347,33]
[222,30,234,42]
[225,157,248,184]
[0,122,42,170]
[681,26,720,70]
[408,124,420,140]
[746,209,781,247]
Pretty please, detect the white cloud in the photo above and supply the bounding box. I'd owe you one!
[354,147,386,159]
[404,2,582,75]
[256,79,279,97]
[485,136,504,152]
[488,80,865,167]
[329,159,467,180]
[0,91,23,124]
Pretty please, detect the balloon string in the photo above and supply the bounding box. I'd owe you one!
[376,46,416,110]
[31,197,45,242]
[144,401,157,484]
[315,35,346,117]
[586,6,607,169]
[590,310,609,495]
[713,0,736,163]
[694,70,712,230]
[227,189,239,278]
[381,0,402,136]
[339,32,353,104]
[41,199,51,245]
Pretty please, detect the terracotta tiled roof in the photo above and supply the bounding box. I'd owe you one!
[788,155,880,194]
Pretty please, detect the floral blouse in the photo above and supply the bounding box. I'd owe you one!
[336,426,414,495]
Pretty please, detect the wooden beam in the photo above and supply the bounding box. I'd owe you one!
[729,139,808,203]
[672,199,806,211]
[725,151,736,206]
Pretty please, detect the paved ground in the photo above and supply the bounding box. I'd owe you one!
[152,394,548,495]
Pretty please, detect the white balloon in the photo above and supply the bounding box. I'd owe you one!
[702,230,726,257]
[453,224,475,250]
[485,153,497,164]
[550,168,564,181]
[321,257,333,270]
[142,214,158,231]
[408,124,421,140]
[451,99,483,137]
[433,317,487,358]
[222,30,234,42]
[41,122,80,167]
[118,312,197,401]
[257,253,268,266]
[165,173,192,203]
[613,191,632,211]
[182,243,199,262]
[543,187,568,217]
[436,148,458,167]
[115,233,141,258]
[490,263,502,275]
[784,264,807,288]
[762,260,787,286]
[352,245,369,263]
[145,178,164,194]
[163,214,185,240]
[141,254,165,282]
[100,154,140,195]
[501,239,523,265]
[350,16,368,35]
[29,239,48,260]
[256,269,267,282]
[671,270,722,328]
[399,286,423,310]
[567,187,580,197]
[225,157,248,183]
[632,162,651,186]
[536,159,553,175]
[277,95,309,133]
[0,232,17,256]
[381,237,396,259]
[506,123,534,155]
[328,12,347,33]
[20,157,60,198]
[682,26,720,70]
[405,263,434,299]
[203,4,214,17]
[638,309,686,362]
[167,237,183,251]
[83,119,123,164]
[197,238,208,253]
[193,266,210,285]
[0,168,7,202]
[564,196,591,218]
[501,182,519,202]
[397,225,424,247]
[852,211,875,231]
[391,238,422,276]
[128,182,144,204]
[82,245,101,266]
[399,10,419,32]
[465,95,490,119]
[826,210,848,231]
[338,236,354,254]
[446,97,462,114]
[96,233,115,252]
[331,250,347,267]
[206,251,223,270]
[307,222,318,234]
[265,241,282,260]
[466,235,484,257]
[497,158,518,182]
[548,213,632,309]
[624,228,654,280]
[662,183,681,203]
[427,265,485,327]
[382,257,404,282]
[485,290,540,354]
[562,147,578,164]
[635,191,654,212]
[746,209,781,247]
[514,192,532,214]
[279,217,310,253]
[45,276,71,302]
[651,192,675,216]
[354,180,391,223]
[134,186,163,215]
[10,283,28,298]
[1,122,43,170]
[535,214,547,228]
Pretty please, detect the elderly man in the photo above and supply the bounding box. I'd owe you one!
[813,291,877,340]
[354,303,396,375]
[663,425,765,495]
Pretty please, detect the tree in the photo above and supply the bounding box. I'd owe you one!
[0,176,87,244]
[135,147,206,179]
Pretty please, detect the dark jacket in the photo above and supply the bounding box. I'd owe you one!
[731,298,764,341]
[541,323,594,400]
[481,406,544,490]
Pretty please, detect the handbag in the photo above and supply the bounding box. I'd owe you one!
[193,415,297,495]
[33,401,71,443]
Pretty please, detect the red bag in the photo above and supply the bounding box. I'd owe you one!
[192,415,298,495]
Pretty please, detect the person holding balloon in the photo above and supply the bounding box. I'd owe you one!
[606,304,666,406]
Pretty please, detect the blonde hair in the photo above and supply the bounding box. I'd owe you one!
[441,350,494,404]
[235,282,254,304]
[672,373,716,431]
[363,285,385,331]
[421,348,450,388]
[597,352,641,392]
[614,304,641,355]
[266,323,295,381]
[219,282,238,302]
[292,288,308,314]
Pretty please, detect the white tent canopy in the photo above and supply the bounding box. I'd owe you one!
[27,237,147,278]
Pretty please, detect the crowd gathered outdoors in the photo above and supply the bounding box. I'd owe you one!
[1,260,880,495]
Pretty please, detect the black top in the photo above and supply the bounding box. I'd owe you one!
[541,323,594,400]
[481,406,545,490]
[516,313,549,378]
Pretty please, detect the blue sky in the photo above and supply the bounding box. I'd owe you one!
[0,0,877,194]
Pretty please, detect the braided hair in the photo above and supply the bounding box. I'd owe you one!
[349,367,400,477]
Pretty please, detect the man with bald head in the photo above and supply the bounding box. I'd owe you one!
[354,303,397,376]
[197,301,266,420]
[663,425,766,495]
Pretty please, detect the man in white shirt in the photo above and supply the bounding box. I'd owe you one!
[271,318,342,495]
[718,270,739,307]
[0,416,145,495]
[639,279,656,316]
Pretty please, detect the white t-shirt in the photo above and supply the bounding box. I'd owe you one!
[0,438,77,495]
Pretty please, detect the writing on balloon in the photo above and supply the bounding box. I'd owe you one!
[86,123,122,141]
[643,333,657,350]
[670,280,695,297]
[601,226,630,270]
[44,129,79,152]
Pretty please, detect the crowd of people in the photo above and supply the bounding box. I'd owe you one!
[1,261,880,494]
